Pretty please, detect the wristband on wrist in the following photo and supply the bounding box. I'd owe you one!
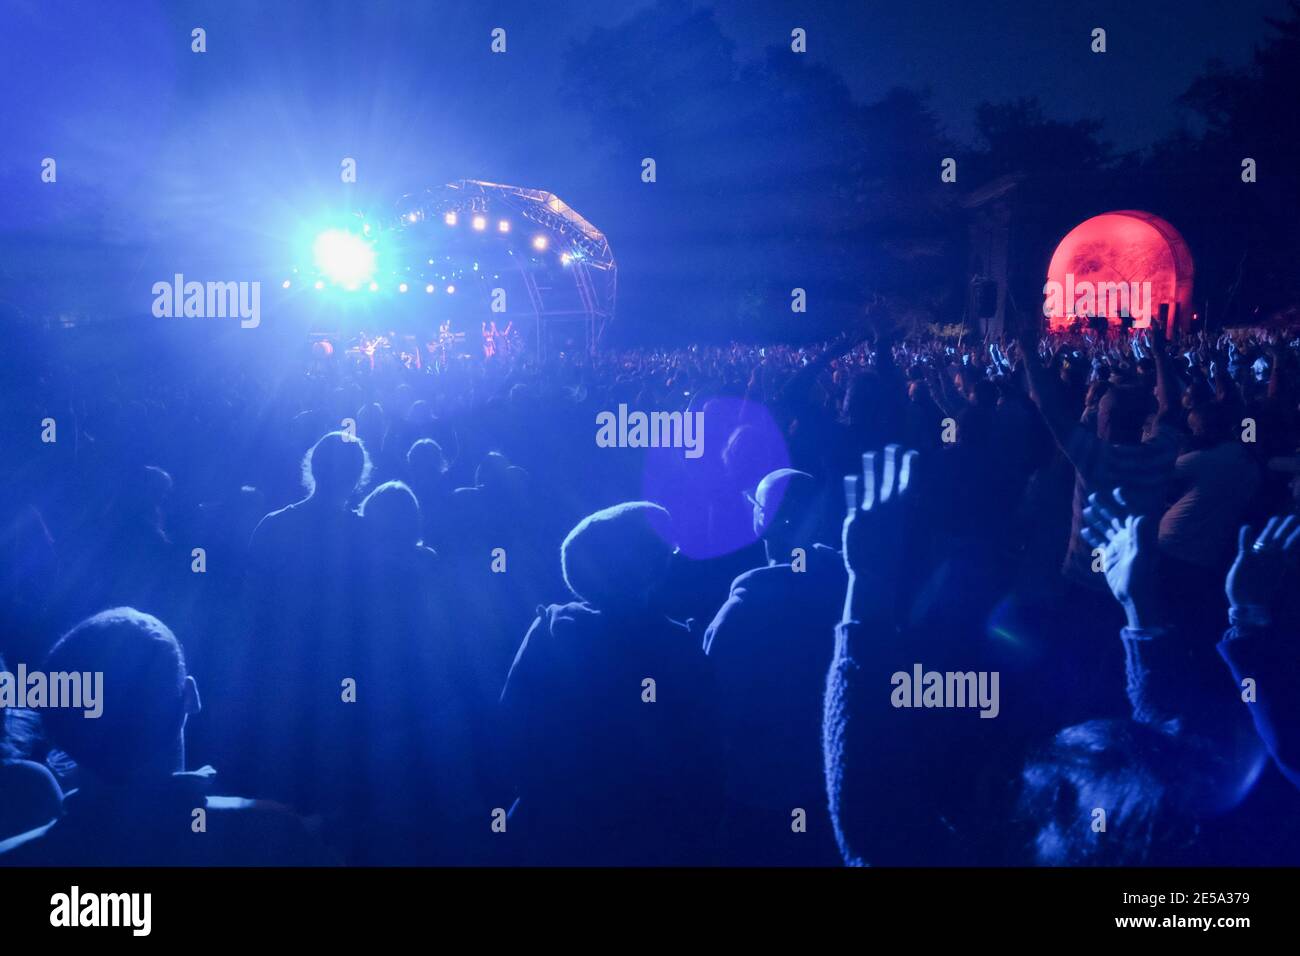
[1228,604,1272,629]
[1121,625,1170,640]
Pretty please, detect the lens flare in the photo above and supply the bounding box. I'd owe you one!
[312,229,376,285]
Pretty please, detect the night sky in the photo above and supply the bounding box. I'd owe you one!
[0,0,1290,320]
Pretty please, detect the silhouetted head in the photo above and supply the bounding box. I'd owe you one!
[1187,401,1232,445]
[301,431,372,503]
[1019,719,1223,866]
[355,402,386,441]
[475,451,512,491]
[406,438,448,479]
[748,468,819,560]
[124,466,173,530]
[140,465,173,505]
[1096,386,1150,444]
[561,502,676,613]
[358,480,422,549]
[41,608,199,784]
[502,465,531,507]
[405,399,435,429]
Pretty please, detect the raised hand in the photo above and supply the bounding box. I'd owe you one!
[841,445,918,624]
[1080,488,1162,628]
[1225,516,1300,620]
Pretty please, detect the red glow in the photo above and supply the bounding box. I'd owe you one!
[1044,211,1193,333]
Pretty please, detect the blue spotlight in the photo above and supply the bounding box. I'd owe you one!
[312,229,376,285]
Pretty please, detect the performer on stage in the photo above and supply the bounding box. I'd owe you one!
[496,321,517,359]
[430,320,456,371]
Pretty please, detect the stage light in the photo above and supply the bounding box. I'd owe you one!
[425,284,434,294]
[498,219,510,233]
[446,284,455,294]
[369,282,379,292]
[561,252,572,266]
[314,280,324,290]
[312,229,376,285]
[472,215,487,231]
[532,235,548,251]
[444,211,457,226]
[282,279,291,289]
[399,283,408,293]
[407,212,419,223]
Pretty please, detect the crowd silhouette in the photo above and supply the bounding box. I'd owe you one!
[3,321,1300,865]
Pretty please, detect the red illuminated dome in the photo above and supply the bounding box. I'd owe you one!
[1045,211,1194,333]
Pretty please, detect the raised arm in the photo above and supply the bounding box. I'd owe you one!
[1016,325,1078,450]
[1218,517,1300,789]
[1079,490,1187,727]
[1149,323,1179,426]
[825,446,964,865]
[1081,489,1262,773]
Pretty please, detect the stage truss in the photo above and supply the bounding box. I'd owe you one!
[394,180,616,355]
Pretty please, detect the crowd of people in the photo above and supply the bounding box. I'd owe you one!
[2,319,1299,865]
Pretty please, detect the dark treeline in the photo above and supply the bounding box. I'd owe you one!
[565,1,1300,342]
